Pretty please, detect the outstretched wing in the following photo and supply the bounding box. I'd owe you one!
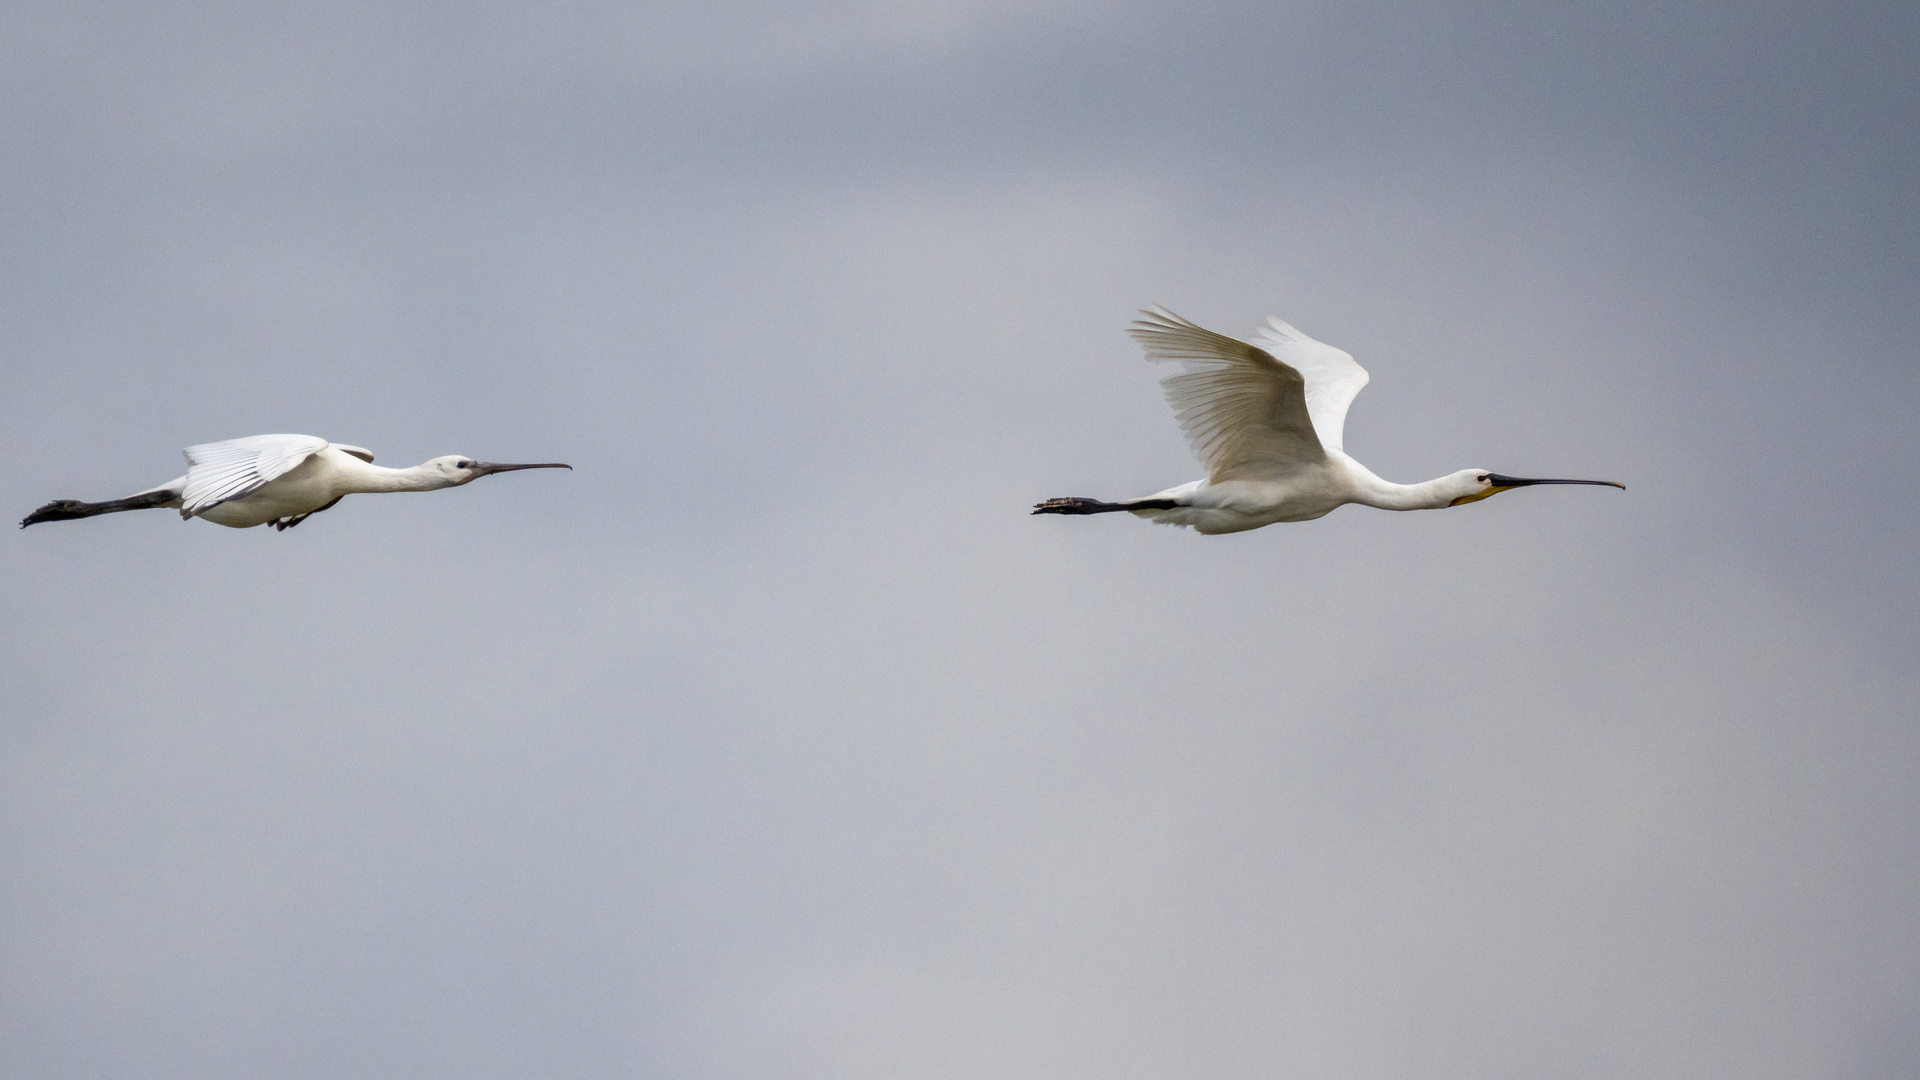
[1129,307,1325,483]
[180,434,329,518]
[1248,315,1369,454]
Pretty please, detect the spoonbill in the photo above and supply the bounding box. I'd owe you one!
[1033,307,1622,534]
[20,434,570,531]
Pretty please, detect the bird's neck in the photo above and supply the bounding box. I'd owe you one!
[335,458,450,494]
[1341,460,1457,511]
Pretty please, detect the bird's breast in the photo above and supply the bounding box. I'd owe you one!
[1201,473,1347,523]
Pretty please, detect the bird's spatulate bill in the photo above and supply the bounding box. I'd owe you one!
[470,462,572,476]
[1485,474,1625,490]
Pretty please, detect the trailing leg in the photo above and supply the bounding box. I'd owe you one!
[21,486,182,528]
[1031,496,1179,516]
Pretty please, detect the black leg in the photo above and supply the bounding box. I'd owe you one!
[272,495,344,531]
[1031,497,1179,516]
[20,489,179,528]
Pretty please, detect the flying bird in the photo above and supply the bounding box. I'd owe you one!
[21,434,570,531]
[1033,308,1622,534]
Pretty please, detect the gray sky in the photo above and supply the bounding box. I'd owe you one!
[3,2,1916,1077]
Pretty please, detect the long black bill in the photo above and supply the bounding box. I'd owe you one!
[471,462,572,477]
[1487,474,1625,491]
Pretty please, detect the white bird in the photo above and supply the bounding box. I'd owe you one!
[21,434,571,531]
[1033,307,1622,534]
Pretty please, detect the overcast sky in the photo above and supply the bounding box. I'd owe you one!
[3,2,1917,1078]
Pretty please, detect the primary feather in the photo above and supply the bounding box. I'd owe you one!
[1128,306,1327,483]
[1247,315,1370,455]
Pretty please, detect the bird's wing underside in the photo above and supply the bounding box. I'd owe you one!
[1247,316,1370,454]
[180,434,329,517]
[1129,307,1326,483]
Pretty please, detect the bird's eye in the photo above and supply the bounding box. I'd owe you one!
[459,460,474,468]
[1477,474,1490,483]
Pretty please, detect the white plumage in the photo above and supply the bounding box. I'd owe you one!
[179,434,334,519]
[1034,307,1622,534]
[22,435,570,531]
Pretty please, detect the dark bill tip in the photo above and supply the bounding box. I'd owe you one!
[1487,473,1624,491]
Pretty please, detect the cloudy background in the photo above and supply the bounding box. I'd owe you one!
[3,2,1916,1077]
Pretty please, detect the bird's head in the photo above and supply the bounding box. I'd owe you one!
[1444,469,1624,506]
[424,455,573,488]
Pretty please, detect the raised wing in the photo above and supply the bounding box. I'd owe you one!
[1128,307,1325,483]
[180,434,329,518]
[1248,316,1369,454]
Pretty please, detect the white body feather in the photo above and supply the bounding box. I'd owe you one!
[1042,308,1592,535]
[20,434,570,532]
[177,435,462,528]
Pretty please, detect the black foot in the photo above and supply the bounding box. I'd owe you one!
[21,500,93,527]
[1034,497,1119,515]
